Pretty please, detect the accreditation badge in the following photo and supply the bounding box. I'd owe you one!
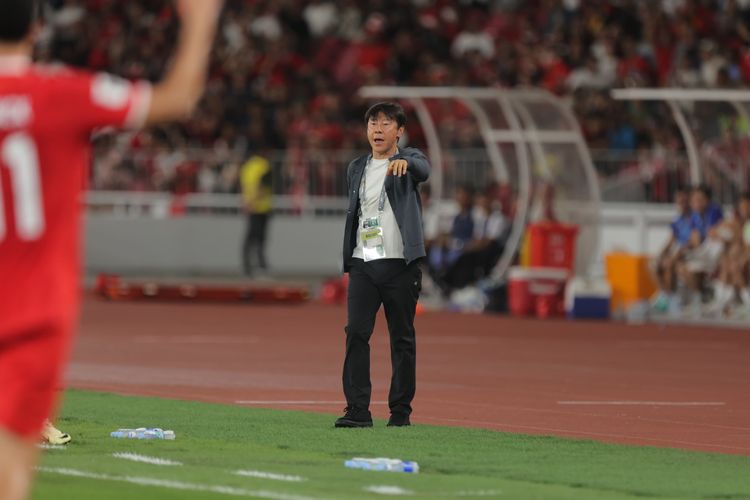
[361,216,386,261]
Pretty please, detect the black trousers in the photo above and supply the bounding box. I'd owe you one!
[443,240,504,290]
[242,213,269,274]
[343,258,421,415]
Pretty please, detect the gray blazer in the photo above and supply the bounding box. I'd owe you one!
[342,147,431,272]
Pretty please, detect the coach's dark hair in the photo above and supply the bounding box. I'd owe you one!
[364,102,407,128]
[0,0,38,42]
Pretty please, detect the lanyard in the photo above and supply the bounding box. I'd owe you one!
[358,158,388,217]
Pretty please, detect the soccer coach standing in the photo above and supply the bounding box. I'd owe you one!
[335,102,430,428]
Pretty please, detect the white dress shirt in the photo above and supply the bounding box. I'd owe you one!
[353,157,405,260]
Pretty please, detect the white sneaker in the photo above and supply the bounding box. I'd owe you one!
[650,292,669,314]
[41,420,71,445]
[728,304,750,320]
[702,299,726,318]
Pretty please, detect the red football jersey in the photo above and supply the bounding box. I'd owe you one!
[0,56,151,334]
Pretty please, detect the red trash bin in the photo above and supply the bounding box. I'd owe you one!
[509,267,569,318]
[528,222,579,272]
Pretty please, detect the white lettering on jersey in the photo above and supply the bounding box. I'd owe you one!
[0,96,33,129]
[91,73,130,110]
[0,132,44,241]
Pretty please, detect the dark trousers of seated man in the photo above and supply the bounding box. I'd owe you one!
[343,258,421,416]
[442,240,504,291]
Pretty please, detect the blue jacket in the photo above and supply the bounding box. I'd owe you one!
[342,147,431,272]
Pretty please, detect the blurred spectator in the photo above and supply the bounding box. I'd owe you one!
[303,0,338,37]
[565,55,612,91]
[451,11,494,59]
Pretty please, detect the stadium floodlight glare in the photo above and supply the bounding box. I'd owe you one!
[359,86,601,279]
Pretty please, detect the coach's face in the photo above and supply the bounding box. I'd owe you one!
[368,112,403,159]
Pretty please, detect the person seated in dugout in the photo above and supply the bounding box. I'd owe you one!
[420,183,441,256]
[675,184,725,307]
[445,192,508,288]
[427,184,476,291]
[704,193,750,316]
[432,186,508,292]
[651,186,692,312]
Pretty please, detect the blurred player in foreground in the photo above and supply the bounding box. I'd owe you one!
[0,0,223,498]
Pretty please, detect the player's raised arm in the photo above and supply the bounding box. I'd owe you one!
[145,0,224,125]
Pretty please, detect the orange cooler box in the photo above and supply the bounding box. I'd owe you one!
[605,252,657,311]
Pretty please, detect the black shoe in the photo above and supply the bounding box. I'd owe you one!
[334,407,373,428]
[387,413,411,427]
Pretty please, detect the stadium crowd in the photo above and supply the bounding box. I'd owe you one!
[36,0,750,199]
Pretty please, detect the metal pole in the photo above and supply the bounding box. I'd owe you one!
[667,100,702,185]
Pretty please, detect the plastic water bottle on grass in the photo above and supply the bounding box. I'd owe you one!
[344,458,419,473]
[110,428,175,440]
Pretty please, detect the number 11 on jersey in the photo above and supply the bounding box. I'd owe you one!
[0,132,45,242]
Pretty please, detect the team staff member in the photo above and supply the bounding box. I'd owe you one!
[335,102,430,428]
[240,152,272,276]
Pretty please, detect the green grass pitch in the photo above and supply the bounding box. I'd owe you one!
[32,390,750,499]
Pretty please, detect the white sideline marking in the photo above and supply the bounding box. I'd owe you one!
[556,401,726,407]
[235,400,388,405]
[364,485,413,495]
[113,452,182,466]
[456,490,503,497]
[234,470,305,482]
[37,467,319,500]
[37,444,66,450]
[236,400,345,405]
[134,335,259,345]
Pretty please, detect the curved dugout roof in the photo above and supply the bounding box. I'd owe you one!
[612,88,750,190]
[359,86,602,279]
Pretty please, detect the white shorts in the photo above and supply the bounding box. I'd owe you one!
[685,239,724,273]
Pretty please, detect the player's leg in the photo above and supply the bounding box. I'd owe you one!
[0,429,38,500]
[337,260,381,427]
[0,322,71,500]
[380,260,421,425]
